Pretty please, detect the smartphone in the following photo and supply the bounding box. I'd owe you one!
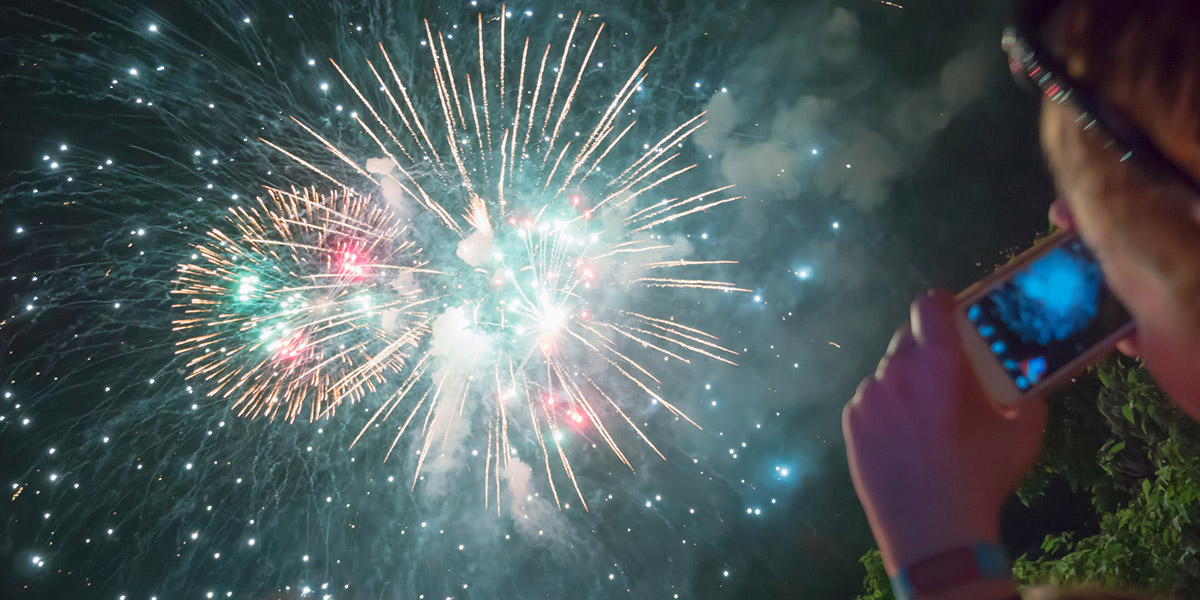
[955,230,1134,405]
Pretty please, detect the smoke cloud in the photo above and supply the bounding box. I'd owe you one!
[695,6,991,212]
[456,227,494,268]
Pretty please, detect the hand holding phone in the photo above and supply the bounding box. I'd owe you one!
[844,290,1047,576]
[956,230,1134,405]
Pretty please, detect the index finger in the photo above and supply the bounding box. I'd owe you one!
[911,289,959,346]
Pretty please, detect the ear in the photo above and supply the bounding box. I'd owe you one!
[1049,196,1075,230]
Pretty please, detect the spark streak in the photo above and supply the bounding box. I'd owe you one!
[267,8,746,511]
[172,187,439,423]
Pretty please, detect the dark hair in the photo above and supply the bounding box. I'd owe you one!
[1044,0,1200,173]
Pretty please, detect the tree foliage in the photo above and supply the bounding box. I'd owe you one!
[857,357,1200,598]
[1011,357,1200,596]
[857,549,895,600]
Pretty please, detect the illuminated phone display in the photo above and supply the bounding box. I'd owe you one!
[963,236,1131,391]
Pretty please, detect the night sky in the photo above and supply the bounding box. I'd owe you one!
[1,1,1054,598]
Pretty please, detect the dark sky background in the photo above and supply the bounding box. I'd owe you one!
[0,0,1056,598]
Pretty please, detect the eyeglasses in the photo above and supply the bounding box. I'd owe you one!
[1003,2,1200,197]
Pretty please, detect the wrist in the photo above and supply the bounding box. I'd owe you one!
[874,505,1001,574]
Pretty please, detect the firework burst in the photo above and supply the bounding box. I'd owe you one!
[264,8,748,512]
[172,187,439,423]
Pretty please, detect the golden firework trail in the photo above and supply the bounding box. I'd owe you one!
[172,187,441,423]
[266,8,748,514]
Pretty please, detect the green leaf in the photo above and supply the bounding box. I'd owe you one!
[1123,404,1136,424]
[1143,479,1152,496]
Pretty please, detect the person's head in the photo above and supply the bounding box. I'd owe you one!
[1014,0,1200,415]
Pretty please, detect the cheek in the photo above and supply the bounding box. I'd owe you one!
[1104,247,1200,411]
[1104,248,1172,325]
[1138,324,1200,418]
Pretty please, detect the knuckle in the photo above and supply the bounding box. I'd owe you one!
[878,351,911,382]
[874,357,890,381]
[841,401,856,433]
[911,294,928,313]
[852,376,877,402]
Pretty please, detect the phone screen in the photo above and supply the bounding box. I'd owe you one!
[963,234,1131,391]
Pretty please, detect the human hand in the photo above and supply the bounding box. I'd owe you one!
[842,290,1047,575]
